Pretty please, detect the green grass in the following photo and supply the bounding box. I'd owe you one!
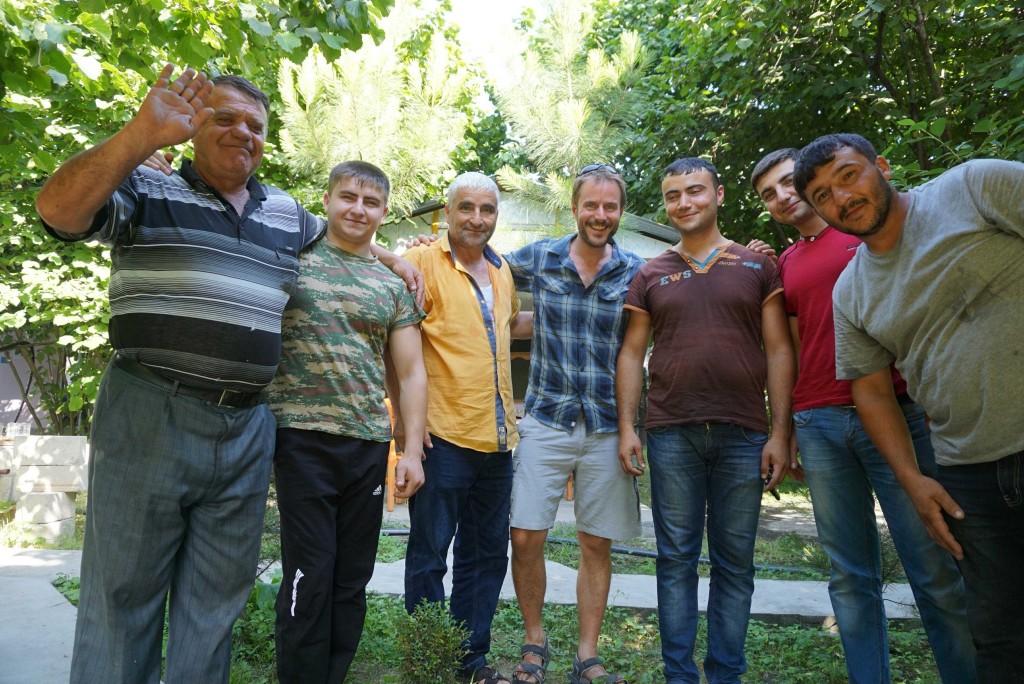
[49,577,940,684]
[43,478,930,682]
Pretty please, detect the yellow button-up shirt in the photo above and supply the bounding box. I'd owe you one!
[404,233,521,452]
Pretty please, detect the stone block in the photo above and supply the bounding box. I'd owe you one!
[13,436,88,466]
[10,436,88,494]
[14,464,86,494]
[15,491,77,522]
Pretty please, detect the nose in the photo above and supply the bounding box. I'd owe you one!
[230,121,252,140]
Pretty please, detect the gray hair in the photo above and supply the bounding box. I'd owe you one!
[446,172,499,206]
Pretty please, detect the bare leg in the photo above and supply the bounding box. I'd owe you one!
[576,530,612,676]
[511,527,549,681]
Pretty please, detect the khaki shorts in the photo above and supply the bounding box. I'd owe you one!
[510,412,641,541]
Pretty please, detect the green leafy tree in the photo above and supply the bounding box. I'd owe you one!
[494,0,648,216]
[276,0,473,214]
[1,0,393,434]
[593,0,1024,245]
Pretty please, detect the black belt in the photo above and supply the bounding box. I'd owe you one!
[112,354,265,408]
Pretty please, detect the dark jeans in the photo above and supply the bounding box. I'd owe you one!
[404,435,512,674]
[938,449,1024,683]
[646,423,766,684]
[273,428,389,684]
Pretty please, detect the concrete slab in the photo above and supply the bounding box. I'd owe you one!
[0,575,77,684]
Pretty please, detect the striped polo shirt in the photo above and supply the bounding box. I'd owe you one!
[45,160,324,391]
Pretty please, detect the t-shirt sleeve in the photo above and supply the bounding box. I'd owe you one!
[43,173,140,245]
[624,268,649,313]
[390,283,425,331]
[832,284,895,380]
[761,254,783,304]
[504,243,538,291]
[964,159,1024,239]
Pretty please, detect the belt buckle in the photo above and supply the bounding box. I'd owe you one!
[218,389,236,406]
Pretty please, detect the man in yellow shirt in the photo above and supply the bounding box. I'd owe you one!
[401,172,531,684]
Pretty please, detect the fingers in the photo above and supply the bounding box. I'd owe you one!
[933,494,965,559]
[413,272,425,309]
[141,151,174,175]
[927,512,964,560]
[422,430,433,450]
[617,435,646,477]
[153,63,176,89]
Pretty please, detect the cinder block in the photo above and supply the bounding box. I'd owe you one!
[13,436,88,466]
[15,491,77,523]
[14,464,86,493]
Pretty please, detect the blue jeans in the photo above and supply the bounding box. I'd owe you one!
[646,423,766,684]
[937,449,1024,683]
[404,435,513,674]
[795,403,975,684]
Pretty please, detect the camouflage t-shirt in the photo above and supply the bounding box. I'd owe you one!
[267,239,423,440]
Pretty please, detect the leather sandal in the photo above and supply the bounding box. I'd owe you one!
[568,653,628,684]
[512,635,551,682]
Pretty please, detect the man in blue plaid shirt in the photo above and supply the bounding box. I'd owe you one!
[504,165,645,684]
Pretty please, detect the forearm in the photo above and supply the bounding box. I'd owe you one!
[510,311,534,339]
[36,120,157,234]
[371,243,400,268]
[851,372,920,483]
[765,346,795,439]
[397,368,428,457]
[616,351,644,432]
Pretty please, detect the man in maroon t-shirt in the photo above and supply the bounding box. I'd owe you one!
[749,149,974,683]
[616,157,794,684]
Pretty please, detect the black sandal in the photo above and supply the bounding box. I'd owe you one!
[568,654,628,684]
[512,635,551,682]
[467,664,511,684]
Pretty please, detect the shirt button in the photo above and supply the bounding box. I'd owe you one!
[570,421,576,427]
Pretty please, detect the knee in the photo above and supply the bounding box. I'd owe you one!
[511,528,547,559]
[577,530,612,558]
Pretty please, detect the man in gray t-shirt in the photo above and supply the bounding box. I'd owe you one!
[793,133,1024,683]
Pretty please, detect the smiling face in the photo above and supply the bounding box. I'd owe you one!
[191,85,268,191]
[572,177,622,249]
[322,177,388,256]
[446,187,498,251]
[803,146,897,238]
[661,169,724,237]
[755,157,820,229]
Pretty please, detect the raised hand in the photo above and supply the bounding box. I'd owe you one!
[134,64,214,148]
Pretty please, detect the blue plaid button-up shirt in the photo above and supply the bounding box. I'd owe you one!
[505,235,645,434]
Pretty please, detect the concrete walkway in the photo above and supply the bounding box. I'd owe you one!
[0,501,920,684]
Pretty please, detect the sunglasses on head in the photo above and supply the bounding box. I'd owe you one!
[577,163,620,177]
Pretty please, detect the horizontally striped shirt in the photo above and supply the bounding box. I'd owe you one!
[505,236,645,434]
[44,160,324,391]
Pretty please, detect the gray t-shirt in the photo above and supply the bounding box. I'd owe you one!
[833,159,1024,466]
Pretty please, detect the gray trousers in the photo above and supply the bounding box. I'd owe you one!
[70,360,275,684]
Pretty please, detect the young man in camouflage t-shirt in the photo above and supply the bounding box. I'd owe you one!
[266,161,427,684]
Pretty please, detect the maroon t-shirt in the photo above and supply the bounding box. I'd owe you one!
[625,242,783,432]
[777,227,906,412]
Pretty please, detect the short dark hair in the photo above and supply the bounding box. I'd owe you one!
[211,75,271,117]
[750,148,800,191]
[793,133,879,199]
[327,160,390,201]
[572,165,626,208]
[663,157,720,188]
